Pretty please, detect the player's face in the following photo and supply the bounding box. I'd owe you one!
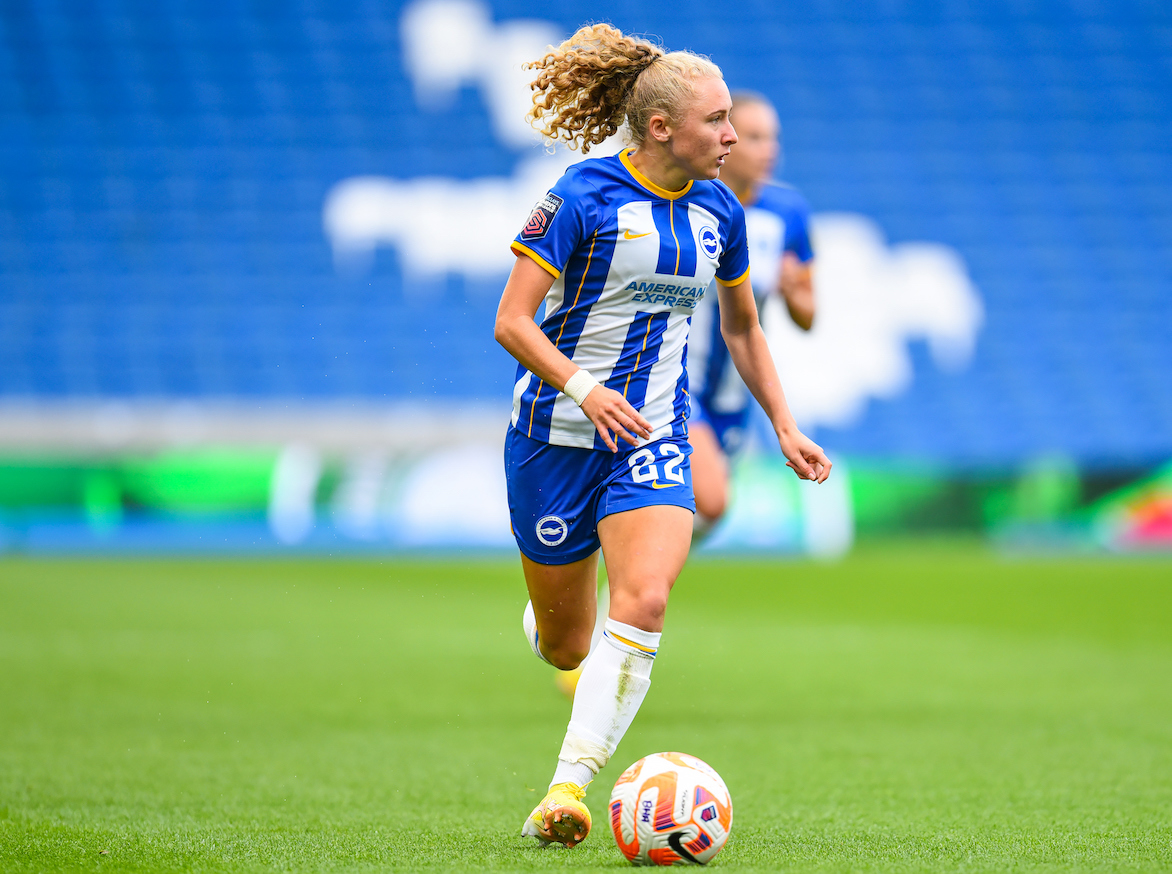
[667,77,738,181]
[722,100,780,187]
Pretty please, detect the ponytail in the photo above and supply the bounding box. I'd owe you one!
[526,24,722,152]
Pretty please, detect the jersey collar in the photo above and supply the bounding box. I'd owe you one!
[620,149,694,200]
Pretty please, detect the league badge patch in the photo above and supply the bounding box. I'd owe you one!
[520,191,564,240]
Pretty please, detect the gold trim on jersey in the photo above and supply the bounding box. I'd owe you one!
[511,241,560,278]
[623,313,657,398]
[715,265,751,287]
[620,149,693,200]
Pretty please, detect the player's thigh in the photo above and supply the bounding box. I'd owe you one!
[688,419,730,519]
[597,504,693,633]
[520,550,600,660]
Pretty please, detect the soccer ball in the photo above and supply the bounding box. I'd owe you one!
[608,751,733,866]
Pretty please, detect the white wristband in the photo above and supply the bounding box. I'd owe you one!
[563,369,600,407]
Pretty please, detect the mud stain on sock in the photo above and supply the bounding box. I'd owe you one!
[615,652,637,704]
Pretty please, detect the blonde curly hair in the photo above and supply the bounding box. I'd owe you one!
[525,24,724,153]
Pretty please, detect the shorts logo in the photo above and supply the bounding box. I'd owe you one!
[520,192,564,241]
[699,226,720,259]
[535,514,569,547]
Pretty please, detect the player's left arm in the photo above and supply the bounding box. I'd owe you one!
[717,276,830,483]
[777,193,817,330]
[779,253,815,330]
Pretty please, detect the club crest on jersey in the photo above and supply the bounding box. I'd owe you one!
[520,192,564,240]
[535,514,569,547]
[699,226,721,259]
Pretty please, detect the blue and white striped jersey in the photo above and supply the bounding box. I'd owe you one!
[689,181,813,419]
[510,149,751,450]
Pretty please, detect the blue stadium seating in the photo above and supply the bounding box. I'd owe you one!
[1,0,1170,466]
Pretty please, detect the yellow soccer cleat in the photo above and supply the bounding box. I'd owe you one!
[521,782,592,847]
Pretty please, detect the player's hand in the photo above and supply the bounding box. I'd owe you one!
[580,386,653,452]
[778,428,831,483]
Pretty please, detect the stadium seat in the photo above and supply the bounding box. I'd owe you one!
[0,0,1170,466]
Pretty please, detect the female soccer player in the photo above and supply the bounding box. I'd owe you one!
[494,24,830,849]
[688,91,818,531]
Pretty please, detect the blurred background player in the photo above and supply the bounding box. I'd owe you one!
[688,91,817,535]
[495,25,830,849]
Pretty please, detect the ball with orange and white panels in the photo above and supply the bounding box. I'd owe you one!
[609,751,733,865]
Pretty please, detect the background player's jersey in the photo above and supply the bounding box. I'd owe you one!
[689,181,813,428]
[510,149,750,450]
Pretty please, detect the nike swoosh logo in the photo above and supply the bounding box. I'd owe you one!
[650,481,680,489]
[623,229,652,239]
[667,831,701,864]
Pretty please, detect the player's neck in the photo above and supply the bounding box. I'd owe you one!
[626,148,691,195]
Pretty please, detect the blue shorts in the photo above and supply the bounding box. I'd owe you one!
[692,401,750,456]
[504,425,696,565]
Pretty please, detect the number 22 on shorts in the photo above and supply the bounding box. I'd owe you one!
[627,444,686,488]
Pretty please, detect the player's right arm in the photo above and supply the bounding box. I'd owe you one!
[494,254,652,452]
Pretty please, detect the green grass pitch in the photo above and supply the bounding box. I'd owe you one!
[1,548,1170,872]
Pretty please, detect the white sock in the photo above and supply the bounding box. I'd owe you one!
[522,600,553,665]
[550,618,660,786]
[550,759,595,788]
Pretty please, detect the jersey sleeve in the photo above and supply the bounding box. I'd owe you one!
[714,196,751,286]
[783,191,815,263]
[510,168,600,278]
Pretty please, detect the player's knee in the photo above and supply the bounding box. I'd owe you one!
[612,584,669,629]
[694,484,728,523]
[536,624,591,670]
[542,641,588,671]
